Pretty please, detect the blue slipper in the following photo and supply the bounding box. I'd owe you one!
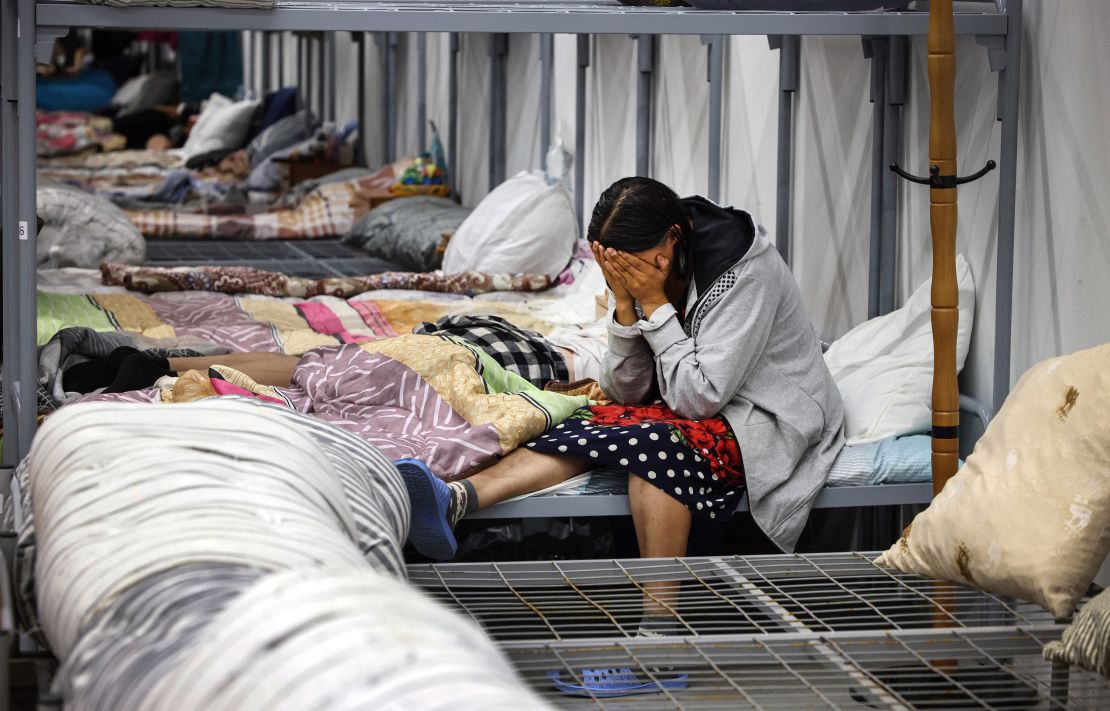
[547,668,689,698]
[395,458,458,560]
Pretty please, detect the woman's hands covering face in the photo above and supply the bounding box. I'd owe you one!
[592,242,671,319]
[592,241,633,307]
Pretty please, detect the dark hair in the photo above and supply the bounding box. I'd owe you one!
[587,177,693,277]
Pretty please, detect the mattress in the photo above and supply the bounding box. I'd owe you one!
[514,433,938,503]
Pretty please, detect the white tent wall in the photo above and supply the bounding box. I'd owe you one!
[247,3,1110,413]
[395,33,421,158]
[506,34,544,180]
[652,36,710,199]
[456,34,492,207]
[721,37,780,238]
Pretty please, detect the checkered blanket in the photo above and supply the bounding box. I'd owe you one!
[414,315,569,388]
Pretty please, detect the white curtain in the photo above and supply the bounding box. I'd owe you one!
[276,0,1110,410]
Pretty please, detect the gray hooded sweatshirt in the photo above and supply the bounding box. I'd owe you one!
[600,197,845,552]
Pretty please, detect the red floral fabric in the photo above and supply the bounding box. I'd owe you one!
[583,403,744,486]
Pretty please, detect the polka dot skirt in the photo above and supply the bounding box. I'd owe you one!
[525,403,745,521]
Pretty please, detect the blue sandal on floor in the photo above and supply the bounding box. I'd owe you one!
[547,668,689,697]
[394,458,457,560]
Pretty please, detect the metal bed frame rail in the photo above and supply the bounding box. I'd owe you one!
[1,1,1021,473]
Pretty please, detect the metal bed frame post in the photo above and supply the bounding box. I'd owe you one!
[880,36,908,316]
[449,33,459,198]
[489,33,508,191]
[356,32,367,167]
[277,31,285,88]
[770,35,799,268]
[295,33,303,110]
[243,31,252,94]
[316,33,326,121]
[539,33,554,165]
[864,37,888,320]
[326,32,337,123]
[634,34,654,177]
[704,35,725,203]
[12,0,37,459]
[417,32,427,151]
[261,30,272,95]
[575,34,590,225]
[994,0,1022,413]
[0,0,20,465]
[385,31,398,161]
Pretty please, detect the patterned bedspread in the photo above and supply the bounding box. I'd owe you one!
[82,335,589,480]
[36,111,124,158]
[37,289,566,354]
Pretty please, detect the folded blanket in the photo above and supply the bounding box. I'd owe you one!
[101,262,553,298]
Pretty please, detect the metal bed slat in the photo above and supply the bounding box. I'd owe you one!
[468,482,933,519]
[37,1,1009,36]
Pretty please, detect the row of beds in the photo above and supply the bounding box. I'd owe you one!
[8,1,1108,709]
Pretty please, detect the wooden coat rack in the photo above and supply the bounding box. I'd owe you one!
[890,0,996,496]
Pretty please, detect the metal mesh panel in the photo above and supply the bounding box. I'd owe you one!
[410,553,1056,642]
[411,554,1106,709]
[143,239,401,277]
[499,628,1109,710]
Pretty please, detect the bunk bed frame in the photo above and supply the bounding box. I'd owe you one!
[1,1,1023,520]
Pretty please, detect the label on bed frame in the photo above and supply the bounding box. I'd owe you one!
[18,221,27,241]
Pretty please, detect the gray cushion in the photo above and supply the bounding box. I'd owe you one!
[343,197,470,272]
[37,181,145,269]
[247,110,318,168]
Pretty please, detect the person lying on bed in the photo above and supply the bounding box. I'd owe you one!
[401,177,845,573]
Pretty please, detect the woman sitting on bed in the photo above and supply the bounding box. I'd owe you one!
[403,177,845,571]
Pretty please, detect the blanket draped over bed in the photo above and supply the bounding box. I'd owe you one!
[100,261,553,298]
[84,336,589,481]
[10,400,548,710]
[37,287,562,355]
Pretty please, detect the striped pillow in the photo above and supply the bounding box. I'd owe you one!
[1044,588,1110,676]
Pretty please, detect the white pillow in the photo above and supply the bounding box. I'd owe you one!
[824,254,974,445]
[110,71,177,117]
[182,93,259,160]
[442,171,577,278]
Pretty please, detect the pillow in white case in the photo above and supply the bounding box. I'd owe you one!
[824,254,975,445]
[182,93,259,160]
[442,171,577,278]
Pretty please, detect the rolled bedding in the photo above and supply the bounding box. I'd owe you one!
[15,399,548,710]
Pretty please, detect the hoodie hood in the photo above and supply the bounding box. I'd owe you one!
[681,196,768,296]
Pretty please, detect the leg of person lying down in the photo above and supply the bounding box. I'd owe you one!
[167,353,300,387]
[65,349,302,393]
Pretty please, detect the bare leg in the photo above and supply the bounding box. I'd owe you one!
[466,448,592,510]
[168,353,300,387]
[629,474,692,623]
